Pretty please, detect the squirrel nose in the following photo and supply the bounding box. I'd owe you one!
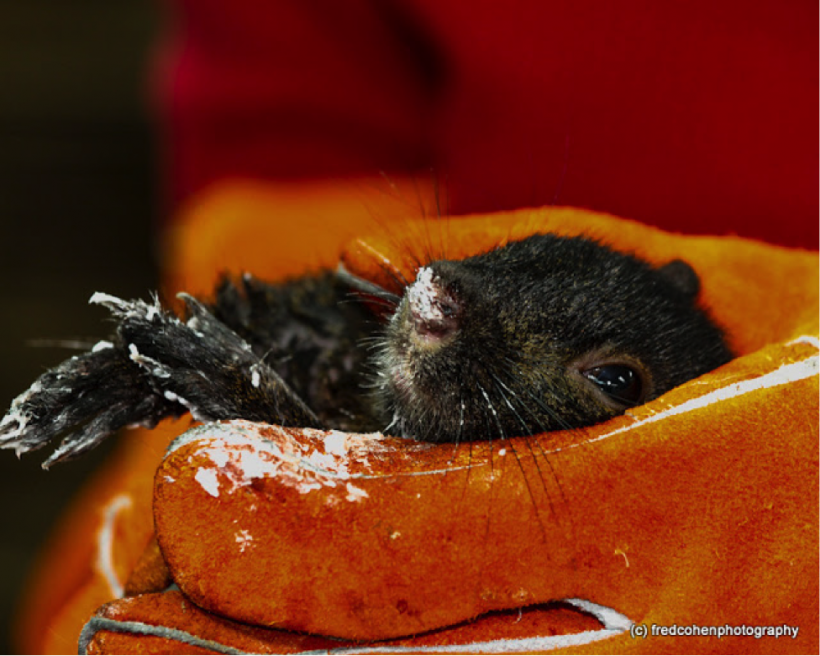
[405,267,462,341]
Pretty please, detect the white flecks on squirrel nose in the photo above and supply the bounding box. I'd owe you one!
[406,267,462,342]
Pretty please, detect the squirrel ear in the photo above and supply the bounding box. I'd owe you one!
[656,259,701,298]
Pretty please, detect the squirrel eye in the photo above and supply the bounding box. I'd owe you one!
[581,364,644,407]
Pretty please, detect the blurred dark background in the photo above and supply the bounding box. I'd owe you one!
[0,2,159,652]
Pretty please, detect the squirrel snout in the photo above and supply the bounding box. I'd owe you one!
[405,267,462,343]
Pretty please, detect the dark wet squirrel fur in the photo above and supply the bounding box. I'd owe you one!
[372,235,731,442]
[0,233,732,466]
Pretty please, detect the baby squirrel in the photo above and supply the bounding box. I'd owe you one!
[0,233,732,466]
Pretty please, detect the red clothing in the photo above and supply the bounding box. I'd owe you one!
[155,0,818,248]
